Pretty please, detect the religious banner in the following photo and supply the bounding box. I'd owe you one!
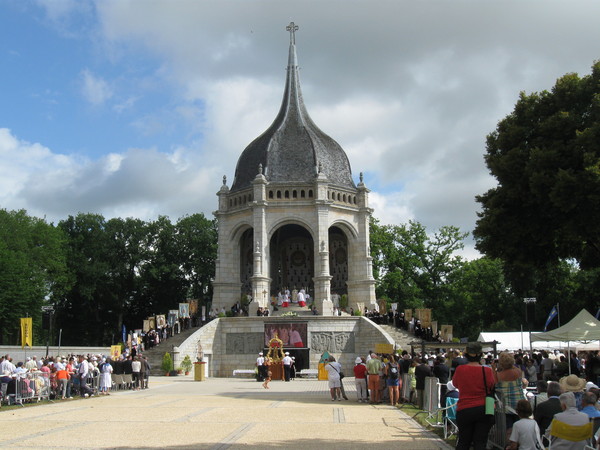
[391,303,398,312]
[404,309,413,322]
[148,316,156,330]
[375,343,394,354]
[201,305,206,322]
[188,299,198,315]
[143,320,150,333]
[415,308,432,327]
[179,303,190,318]
[168,310,179,327]
[377,298,387,314]
[441,325,453,342]
[156,315,166,328]
[110,345,121,360]
[20,317,33,348]
[431,320,438,335]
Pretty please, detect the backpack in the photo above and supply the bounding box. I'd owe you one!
[388,363,399,380]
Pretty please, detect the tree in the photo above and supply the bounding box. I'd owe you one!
[370,218,467,315]
[175,214,217,301]
[475,62,600,276]
[0,209,69,344]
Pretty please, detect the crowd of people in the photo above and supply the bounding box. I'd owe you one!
[0,351,151,406]
[317,346,600,449]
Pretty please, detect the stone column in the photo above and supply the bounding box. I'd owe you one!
[348,175,377,311]
[212,178,242,311]
[249,167,271,313]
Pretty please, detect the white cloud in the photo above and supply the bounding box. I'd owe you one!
[0,127,218,223]
[80,69,113,106]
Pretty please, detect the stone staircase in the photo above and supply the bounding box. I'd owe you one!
[143,326,203,375]
[378,324,420,352]
[269,303,313,317]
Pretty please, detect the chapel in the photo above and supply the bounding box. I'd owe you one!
[211,23,377,315]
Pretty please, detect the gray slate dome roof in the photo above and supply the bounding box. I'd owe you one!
[230,24,355,193]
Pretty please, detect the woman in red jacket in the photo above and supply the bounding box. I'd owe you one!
[452,342,496,450]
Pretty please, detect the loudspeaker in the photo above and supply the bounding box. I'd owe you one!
[42,313,50,330]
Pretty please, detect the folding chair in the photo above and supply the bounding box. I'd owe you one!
[548,419,593,449]
[443,397,459,439]
[122,373,133,390]
[112,374,124,390]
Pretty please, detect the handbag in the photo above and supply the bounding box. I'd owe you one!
[482,366,495,415]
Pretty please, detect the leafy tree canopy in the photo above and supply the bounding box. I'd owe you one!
[475,62,600,272]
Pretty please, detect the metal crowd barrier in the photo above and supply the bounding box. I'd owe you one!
[423,376,440,413]
[11,372,51,406]
[487,390,508,450]
[400,373,412,403]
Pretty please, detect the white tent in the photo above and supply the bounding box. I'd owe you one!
[531,308,600,343]
[476,332,597,351]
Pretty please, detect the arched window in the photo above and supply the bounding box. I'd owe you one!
[269,191,274,199]
[277,191,282,199]
[285,190,290,198]
[292,190,297,198]
[301,190,306,198]
[308,190,313,198]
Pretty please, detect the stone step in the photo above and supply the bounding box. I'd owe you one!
[142,325,204,375]
[378,324,420,352]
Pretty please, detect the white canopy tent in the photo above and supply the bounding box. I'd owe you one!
[477,331,598,352]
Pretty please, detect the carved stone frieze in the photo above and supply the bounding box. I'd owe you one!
[310,332,355,353]
[226,333,263,354]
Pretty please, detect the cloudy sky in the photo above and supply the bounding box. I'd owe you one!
[2,0,600,258]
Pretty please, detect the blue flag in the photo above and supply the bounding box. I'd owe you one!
[122,324,126,344]
[544,305,558,331]
[596,307,600,320]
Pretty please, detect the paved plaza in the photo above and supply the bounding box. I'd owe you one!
[0,376,452,449]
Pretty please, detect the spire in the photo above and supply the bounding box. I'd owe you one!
[230,22,355,192]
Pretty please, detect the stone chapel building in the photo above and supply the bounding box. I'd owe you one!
[211,23,377,316]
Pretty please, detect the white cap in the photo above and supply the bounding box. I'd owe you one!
[285,352,290,355]
[586,381,599,391]
[258,352,263,356]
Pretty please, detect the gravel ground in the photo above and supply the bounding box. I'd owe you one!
[0,376,452,449]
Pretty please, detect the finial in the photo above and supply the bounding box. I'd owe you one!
[223,175,227,185]
[318,162,323,174]
[359,172,364,183]
[258,163,263,175]
[321,240,326,252]
[286,22,299,45]
[256,241,260,253]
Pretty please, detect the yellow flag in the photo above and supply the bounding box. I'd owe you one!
[21,317,33,348]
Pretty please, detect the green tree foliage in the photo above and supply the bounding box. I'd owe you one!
[57,212,216,346]
[370,218,468,315]
[0,209,69,344]
[475,62,600,274]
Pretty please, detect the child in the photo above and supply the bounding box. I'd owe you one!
[506,399,544,450]
[262,370,272,389]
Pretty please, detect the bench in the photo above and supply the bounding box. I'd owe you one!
[297,369,318,378]
[232,370,255,377]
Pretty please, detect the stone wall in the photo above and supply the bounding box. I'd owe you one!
[175,316,394,377]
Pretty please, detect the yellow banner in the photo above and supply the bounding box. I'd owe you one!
[375,343,394,354]
[110,345,121,360]
[21,317,33,348]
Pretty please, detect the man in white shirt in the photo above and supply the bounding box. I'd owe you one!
[282,352,292,382]
[256,352,266,382]
[77,355,93,398]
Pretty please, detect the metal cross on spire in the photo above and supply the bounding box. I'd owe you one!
[286,22,299,45]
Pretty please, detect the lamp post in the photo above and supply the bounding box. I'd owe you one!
[523,298,536,354]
